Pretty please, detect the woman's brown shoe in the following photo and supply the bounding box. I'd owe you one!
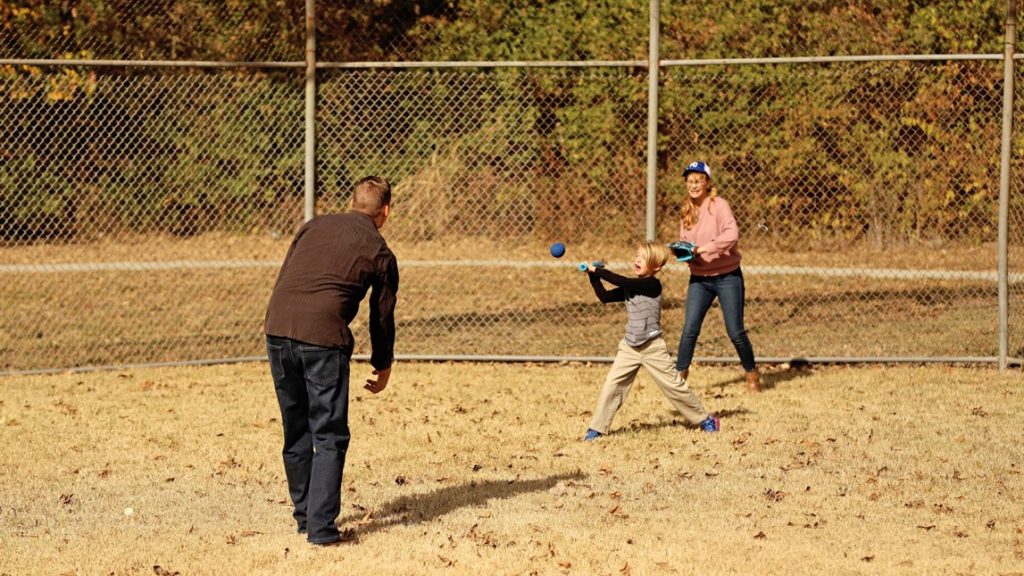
[746,370,761,392]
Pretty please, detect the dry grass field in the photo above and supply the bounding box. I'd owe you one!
[1,361,1022,575]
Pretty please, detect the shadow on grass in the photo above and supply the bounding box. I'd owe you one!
[705,362,814,393]
[714,406,754,418]
[339,470,586,538]
[760,362,816,391]
[610,408,751,436]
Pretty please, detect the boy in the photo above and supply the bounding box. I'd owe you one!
[582,242,719,440]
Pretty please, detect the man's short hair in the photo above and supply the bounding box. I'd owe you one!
[350,176,392,216]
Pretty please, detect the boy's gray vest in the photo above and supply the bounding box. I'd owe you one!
[624,291,662,346]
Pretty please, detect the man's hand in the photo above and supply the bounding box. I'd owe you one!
[364,366,391,394]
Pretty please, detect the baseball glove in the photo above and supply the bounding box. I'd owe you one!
[667,240,697,262]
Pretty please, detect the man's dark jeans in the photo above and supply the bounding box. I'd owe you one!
[676,268,757,373]
[266,335,351,544]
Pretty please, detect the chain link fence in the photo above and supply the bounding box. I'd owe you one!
[1009,65,1024,367]
[1,2,1021,373]
[660,60,1014,362]
[0,69,304,369]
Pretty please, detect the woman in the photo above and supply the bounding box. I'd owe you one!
[675,161,760,392]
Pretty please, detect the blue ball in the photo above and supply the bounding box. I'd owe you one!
[550,242,566,258]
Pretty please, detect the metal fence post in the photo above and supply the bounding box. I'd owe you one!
[645,0,660,241]
[998,0,1015,371]
[304,0,317,222]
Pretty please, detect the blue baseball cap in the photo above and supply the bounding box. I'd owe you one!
[683,161,712,179]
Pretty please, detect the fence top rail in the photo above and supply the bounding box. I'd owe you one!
[0,58,647,69]
[0,58,306,68]
[1,53,1013,70]
[316,59,648,69]
[663,53,1004,66]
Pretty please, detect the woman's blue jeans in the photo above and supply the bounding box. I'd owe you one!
[676,268,757,373]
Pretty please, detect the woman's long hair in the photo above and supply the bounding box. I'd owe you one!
[679,181,718,231]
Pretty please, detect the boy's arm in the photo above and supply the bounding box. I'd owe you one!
[588,271,624,303]
[593,268,661,298]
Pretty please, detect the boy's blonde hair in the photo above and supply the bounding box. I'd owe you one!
[638,241,669,273]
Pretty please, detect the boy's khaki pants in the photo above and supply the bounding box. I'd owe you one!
[589,336,708,434]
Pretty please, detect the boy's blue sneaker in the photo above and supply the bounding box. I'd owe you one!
[583,429,602,441]
[700,415,720,433]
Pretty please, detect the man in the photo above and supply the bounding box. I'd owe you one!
[264,175,398,545]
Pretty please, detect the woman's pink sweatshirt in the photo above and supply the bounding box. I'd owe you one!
[679,196,742,277]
